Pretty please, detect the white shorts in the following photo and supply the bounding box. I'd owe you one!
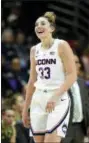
[30,89,71,138]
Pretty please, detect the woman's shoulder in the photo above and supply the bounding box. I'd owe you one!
[57,39,72,55]
[57,39,69,44]
[55,39,69,47]
[30,42,41,56]
[35,42,41,48]
[57,39,71,49]
[31,42,41,50]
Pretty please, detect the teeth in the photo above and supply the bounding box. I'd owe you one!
[37,30,44,33]
[38,31,44,33]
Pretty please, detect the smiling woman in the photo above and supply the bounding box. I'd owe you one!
[35,12,56,41]
[22,11,77,143]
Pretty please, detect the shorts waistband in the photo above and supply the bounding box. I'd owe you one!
[36,88,55,93]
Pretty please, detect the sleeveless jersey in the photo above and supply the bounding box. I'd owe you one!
[34,39,66,90]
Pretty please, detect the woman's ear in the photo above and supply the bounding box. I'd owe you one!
[51,25,55,33]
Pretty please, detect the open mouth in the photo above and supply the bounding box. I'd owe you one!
[37,30,45,34]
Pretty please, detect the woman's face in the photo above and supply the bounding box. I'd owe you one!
[16,96,24,113]
[74,55,81,75]
[35,17,53,40]
[4,110,15,125]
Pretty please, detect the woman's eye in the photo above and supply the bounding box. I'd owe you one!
[35,21,46,27]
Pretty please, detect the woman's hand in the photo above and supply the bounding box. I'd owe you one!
[46,95,59,113]
[22,109,30,128]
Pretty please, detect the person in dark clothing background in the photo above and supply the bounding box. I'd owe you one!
[62,54,89,143]
[15,121,30,143]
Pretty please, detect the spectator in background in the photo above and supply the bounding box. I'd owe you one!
[82,47,89,80]
[2,29,14,44]
[62,53,89,143]
[10,57,28,84]
[7,5,21,30]
[1,28,17,61]
[16,31,25,45]
[2,55,28,96]
[73,53,82,76]
[14,31,29,68]
[73,53,85,79]
[1,7,5,33]
[11,94,24,121]
[10,94,30,143]
[2,108,16,143]
[2,94,30,143]
[2,57,23,94]
[1,55,10,97]
[11,57,21,71]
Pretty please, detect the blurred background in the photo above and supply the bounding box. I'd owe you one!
[1,0,89,143]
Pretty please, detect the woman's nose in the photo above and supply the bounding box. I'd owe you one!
[37,25,41,29]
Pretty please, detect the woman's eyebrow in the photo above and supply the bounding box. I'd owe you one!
[35,20,45,25]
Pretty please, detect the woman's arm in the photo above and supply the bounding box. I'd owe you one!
[56,40,77,96]
[46,40,77,113]
[23,46,37,112]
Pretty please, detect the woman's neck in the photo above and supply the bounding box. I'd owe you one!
[41,36,54,49]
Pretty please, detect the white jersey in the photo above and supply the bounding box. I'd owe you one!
[34,39,65,90]
[30,39,71,137]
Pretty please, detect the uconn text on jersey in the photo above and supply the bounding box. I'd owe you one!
[36,58,56,65]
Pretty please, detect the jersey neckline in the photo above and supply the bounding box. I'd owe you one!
[40,39,58,52]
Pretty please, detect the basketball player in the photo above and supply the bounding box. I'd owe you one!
[22,12,77,143]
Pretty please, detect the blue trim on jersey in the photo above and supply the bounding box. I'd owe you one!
[30,100,70,136]
[31,127,45,135]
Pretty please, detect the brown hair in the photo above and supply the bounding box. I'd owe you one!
[43,11,56,27]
